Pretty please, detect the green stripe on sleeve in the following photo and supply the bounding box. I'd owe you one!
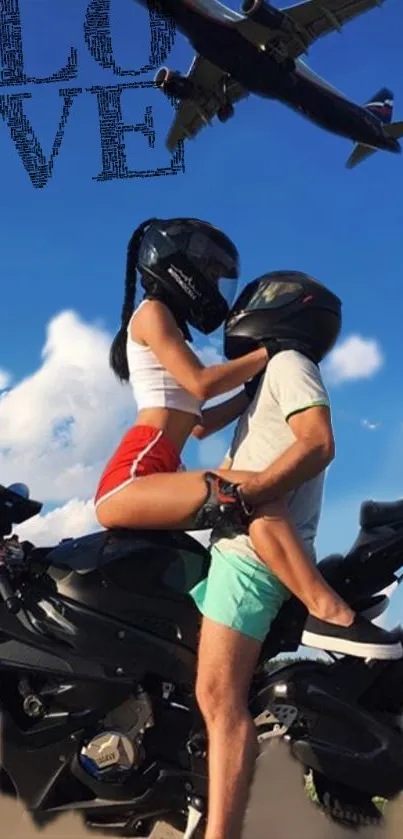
[285,401,330,421]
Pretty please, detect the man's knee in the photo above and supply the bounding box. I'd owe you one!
[195,669,229,723]
[249,502,291,553]
[251,499,288,527]
[196,668,248,728]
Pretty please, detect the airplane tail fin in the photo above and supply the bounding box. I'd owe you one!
[346,88,403,169]
[364,87,394,124]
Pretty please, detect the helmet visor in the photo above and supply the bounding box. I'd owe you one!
[216,276,239,311]
[186,231,240,310]
[141,228,237,275]
[233,279,304,314]
[187,232,239,276]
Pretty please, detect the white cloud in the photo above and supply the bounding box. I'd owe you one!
[0,368,11,390]
[323,334,384,386]
[14,495,211,552]
[360,418,382,431]
[0,310,134,504]
[16,498,100,546]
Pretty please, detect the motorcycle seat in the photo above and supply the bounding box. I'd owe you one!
[45,528,208,575]
[360,499,403,531]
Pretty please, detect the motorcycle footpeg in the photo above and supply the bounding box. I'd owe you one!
[86,816,156,837]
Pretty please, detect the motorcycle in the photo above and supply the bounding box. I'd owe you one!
[1,481,403,837]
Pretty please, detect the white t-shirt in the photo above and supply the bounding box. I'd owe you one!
[211,350,331,562]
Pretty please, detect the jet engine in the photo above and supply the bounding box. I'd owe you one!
[241,0,294,33]
[154,67,194,100]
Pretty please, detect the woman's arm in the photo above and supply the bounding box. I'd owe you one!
[135,301,267,402]
[192,391,249,439]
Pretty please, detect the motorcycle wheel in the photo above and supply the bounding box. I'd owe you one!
[305,769,385,831]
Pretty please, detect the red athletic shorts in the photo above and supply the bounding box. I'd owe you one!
[94,425,182,508]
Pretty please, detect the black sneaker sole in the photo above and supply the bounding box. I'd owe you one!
[301,629,403,660]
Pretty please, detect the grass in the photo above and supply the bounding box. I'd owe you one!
[305,771,388,815]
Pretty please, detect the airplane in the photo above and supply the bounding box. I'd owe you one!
[134,0,403,168]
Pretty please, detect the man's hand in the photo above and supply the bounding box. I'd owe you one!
[190,473,251,530]
[239,405,335,507]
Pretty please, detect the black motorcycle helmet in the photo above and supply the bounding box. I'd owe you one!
[137,218,240,336]
[224,271,342,364]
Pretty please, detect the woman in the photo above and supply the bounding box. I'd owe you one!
[95,216,267,530]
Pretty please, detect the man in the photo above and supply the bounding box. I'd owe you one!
[190,271,400,839]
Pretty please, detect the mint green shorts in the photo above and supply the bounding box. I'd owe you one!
[190,544,291,642]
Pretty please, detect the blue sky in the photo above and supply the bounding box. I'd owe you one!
[1,0,403,623]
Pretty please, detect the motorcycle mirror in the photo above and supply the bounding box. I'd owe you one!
[7,483,30,499]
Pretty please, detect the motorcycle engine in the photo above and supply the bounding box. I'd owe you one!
[78,688,153,783]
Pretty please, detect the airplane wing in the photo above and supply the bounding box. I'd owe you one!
[235,0,385,59]
[164,56,249,152]
[345,143,377,168]
[281,0,387,59]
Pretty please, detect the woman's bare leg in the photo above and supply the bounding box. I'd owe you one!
[95,468,254,530]
[249,504,354,626]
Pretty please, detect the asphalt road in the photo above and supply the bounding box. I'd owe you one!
[2,740,402,839]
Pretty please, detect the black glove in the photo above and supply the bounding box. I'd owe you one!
[190,473,254,530]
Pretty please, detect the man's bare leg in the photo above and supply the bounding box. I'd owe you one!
[195,617,262,839]
[249,504,354,625]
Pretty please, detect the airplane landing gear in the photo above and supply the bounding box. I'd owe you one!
[217,102,234,122]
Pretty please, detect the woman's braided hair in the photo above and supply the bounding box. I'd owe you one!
[109,218,156,382]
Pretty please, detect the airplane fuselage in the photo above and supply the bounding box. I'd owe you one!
[141,0,398,153]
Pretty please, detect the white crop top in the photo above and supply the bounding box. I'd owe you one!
[126,302,202,418]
